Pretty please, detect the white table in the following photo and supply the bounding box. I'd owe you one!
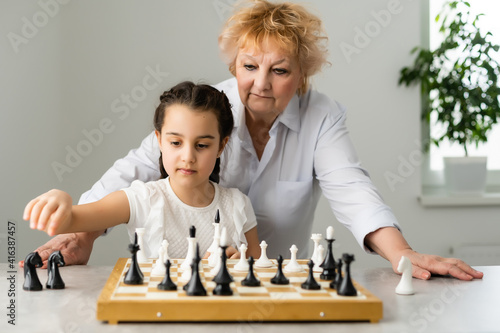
[1,263,498,333]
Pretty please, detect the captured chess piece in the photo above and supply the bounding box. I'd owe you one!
[185,244,207,296]
[301,259,321,290]
[241,256,261,287]
[320,226,336,280]
[271,255,289,285]
[124,232,144,285]
[395,256,414,295]
[212,227,234,296]
[330,258,343,290]
[337,253,357,296]
[23,252,43,291]
[157,259,177,291]
[46,251,65,289]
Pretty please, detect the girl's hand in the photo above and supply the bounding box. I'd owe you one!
[23,189,73,236]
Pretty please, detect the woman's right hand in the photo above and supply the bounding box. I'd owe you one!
[23,189,73,236]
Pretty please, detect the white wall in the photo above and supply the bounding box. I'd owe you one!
[1,0,499,268]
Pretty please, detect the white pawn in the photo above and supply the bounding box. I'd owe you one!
[233,243,249,272]
[135,228,148,263]
[284,244,304,273]
[180,265,192,282]
[313,244,325,272]
[255,241,273,268]
[395,256,414,295]
[151,244,166,276]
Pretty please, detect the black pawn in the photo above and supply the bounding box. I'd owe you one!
[320,238,336,280]
[241,256,261,287]
[330,258,343,290]
[338,253,357,296]
[23,252,43,291]
[157,259,177,291]
[124,232,144,285]
[213,244,234,296]
[46,251,65,289]
[185,244,207,296]
[301,259,321,290]
[270,255,289,285]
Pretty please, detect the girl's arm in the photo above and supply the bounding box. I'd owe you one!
[243,227,260,259]
[24,189,130,236]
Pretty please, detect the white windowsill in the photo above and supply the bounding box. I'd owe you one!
[419,186,500,207]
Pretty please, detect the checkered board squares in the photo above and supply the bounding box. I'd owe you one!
[97,258,382,324]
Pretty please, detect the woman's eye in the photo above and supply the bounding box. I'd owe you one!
[244,64,256,71]
[274,68,288,75]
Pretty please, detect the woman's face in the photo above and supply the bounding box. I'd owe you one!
[235,42,302,120]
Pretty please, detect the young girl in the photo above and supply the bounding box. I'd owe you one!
[24,81,260,259]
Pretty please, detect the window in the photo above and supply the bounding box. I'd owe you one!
[424,0,500,190]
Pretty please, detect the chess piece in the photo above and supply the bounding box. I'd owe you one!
[213,227,234,296]
[207,209,221,266]
[135,228,148,264]
[210,247,223,275]
[46,251,65,289]
[180,226,197,272]
[330,258,343,289]
[234,243,250,272]
[241,256,261,287]
[301,259,321,290]
[152,241,167,276]
[255,240,273,268]
[337,253,357,296]
[185,244,207,296]
[395,256,414,295]
[284,244,304,273]
[157,259,177,291]
[23,252,43,291]
[271,255,289,285]
[310,233,323,264]
[320,226,336,280]
[313,245,325,272]
[124,232,144,285]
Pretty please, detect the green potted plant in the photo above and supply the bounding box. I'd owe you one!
[399,0,500,195]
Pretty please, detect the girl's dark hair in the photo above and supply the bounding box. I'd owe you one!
[154,81,234,183]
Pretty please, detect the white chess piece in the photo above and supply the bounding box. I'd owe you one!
[151,243,166,276]
[207,214,221,256]
[180,233,196,272]
[255,241,273,268]
[310,233,322,266]
[284,244,304,273]
[395,256,414,295]
[313,244,325,272]
[210,247,223,275]
[161,239,170,261]
[135,228,148,263]
[234,243,249,271]
[208,234,220,268]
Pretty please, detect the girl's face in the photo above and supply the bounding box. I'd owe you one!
[155,104,227,192]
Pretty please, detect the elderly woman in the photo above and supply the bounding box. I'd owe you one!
[25,0,482,281]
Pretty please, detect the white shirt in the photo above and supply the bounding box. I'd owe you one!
[122,178,257,259]
[80,78,400,259]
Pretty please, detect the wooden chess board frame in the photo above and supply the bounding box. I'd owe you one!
[97,258,383,324]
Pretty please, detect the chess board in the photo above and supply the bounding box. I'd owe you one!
[97,258,383,324]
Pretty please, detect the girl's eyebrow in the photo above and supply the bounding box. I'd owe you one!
[165,132,216,139]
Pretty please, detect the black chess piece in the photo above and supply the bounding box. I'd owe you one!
[330,258,343,290]
[23,252,43,291]
[301,259,321,290]
[215,209,220,224]
[270,255,289,285]
[46,251,65,289]
[241,256,261,287]
[124,232,144,285]
[185,244,207,296]
[337,253,357,296]
[212,243,234,296]
[320,237,336,280]
[158,259,177,291]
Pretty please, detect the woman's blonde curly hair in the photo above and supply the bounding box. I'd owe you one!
[218,0,329,95]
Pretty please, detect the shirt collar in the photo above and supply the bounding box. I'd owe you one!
[275,94,301,133]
